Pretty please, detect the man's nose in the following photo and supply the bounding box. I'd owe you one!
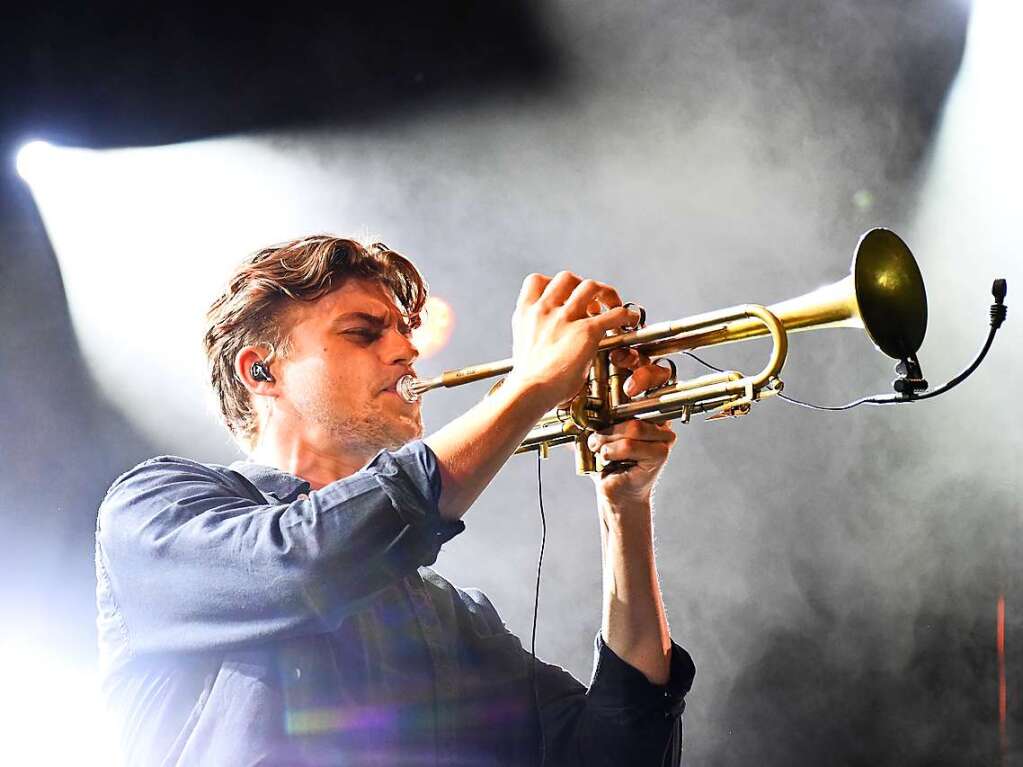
[382,328,419,366]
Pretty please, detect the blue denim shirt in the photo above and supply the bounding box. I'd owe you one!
[96,441,694,766]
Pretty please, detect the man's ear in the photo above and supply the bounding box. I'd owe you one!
[235,346,277,395]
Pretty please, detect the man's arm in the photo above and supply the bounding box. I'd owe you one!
[589,350,678,685]
[96,444,457,657]
[598,489,673,684]
[445,573,694,767]
[426,272,682,685]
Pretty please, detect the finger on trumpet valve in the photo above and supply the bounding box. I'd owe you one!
[608,347,644,368]
[662,358,677,386]
[620,302,646,331]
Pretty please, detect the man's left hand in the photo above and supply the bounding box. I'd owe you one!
[588,349,677,506]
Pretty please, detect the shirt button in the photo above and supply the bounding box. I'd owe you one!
[297,493,309,501]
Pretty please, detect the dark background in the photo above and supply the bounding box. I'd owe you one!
[1,2,1019,764]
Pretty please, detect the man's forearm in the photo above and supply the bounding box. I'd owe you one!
[599,497,672,685]
[424,377,549,522]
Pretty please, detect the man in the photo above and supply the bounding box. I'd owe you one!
[96,236,695,766]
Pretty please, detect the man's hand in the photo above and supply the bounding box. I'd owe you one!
[426,271,636,521]
[504,272,639,410]
[589,349,677,506]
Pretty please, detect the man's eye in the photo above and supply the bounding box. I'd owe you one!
[345,328,381,342]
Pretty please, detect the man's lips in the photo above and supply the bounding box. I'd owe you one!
[381,373,417,398]
[380,386,420,408]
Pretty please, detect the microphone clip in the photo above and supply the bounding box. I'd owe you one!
[892,354,928,399]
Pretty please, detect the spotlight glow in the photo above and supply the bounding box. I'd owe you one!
[17,137,348,456]
[15,140,55,183]
[908,0,1022,349]
[412,296,456,359]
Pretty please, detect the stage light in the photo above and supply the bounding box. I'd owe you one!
[15,140,55,184]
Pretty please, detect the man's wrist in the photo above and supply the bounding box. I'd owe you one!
[496,372,555,423]
[598,492,652,513]
[597,494,654,531]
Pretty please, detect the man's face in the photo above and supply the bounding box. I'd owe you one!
[273,278,423,458]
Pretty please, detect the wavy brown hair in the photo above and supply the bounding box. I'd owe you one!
[204,235,427,449]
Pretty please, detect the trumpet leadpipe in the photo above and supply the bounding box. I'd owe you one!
[397,358,512,402]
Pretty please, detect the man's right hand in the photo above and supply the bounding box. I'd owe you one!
[425,270,636,521]
[504,272,639,411]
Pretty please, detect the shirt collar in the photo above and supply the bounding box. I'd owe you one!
[229,461,312,503]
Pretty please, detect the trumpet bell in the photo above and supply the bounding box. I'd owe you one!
[636,227,929,363]
[854,228,928,359]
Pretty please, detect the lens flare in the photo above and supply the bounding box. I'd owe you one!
[412,296,455,359]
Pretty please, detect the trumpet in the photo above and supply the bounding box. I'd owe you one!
[398,228,928,474]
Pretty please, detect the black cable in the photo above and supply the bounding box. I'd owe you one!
[682,350,725,374]
[684,350,894,409]
[912,324,1001,400]
[776,391,901,410]
[531,453,547,767]
[778,320,1003,410]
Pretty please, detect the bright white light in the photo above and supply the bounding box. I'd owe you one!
[0,642,118,766]
[15,140,56,184]
[21,140,274,454]
[909,0,1022,316]
[906,0,1021,463]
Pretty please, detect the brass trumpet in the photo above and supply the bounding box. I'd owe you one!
[398,228,928,474]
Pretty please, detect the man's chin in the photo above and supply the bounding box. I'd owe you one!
[401,418,425,444]
[327,409,423,455]
[384,414,424,449]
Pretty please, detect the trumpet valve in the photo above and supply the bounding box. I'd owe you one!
[574,435,598,475]
[608,361,628,408]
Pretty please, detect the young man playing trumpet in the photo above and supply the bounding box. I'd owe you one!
[96,236,695,766]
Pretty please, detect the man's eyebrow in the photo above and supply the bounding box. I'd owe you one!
[330,311,388,329]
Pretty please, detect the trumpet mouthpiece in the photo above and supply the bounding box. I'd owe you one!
[397,374,420,403]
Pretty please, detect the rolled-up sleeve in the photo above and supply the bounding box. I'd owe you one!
[96,441,464,659]
[538,635,695,766]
